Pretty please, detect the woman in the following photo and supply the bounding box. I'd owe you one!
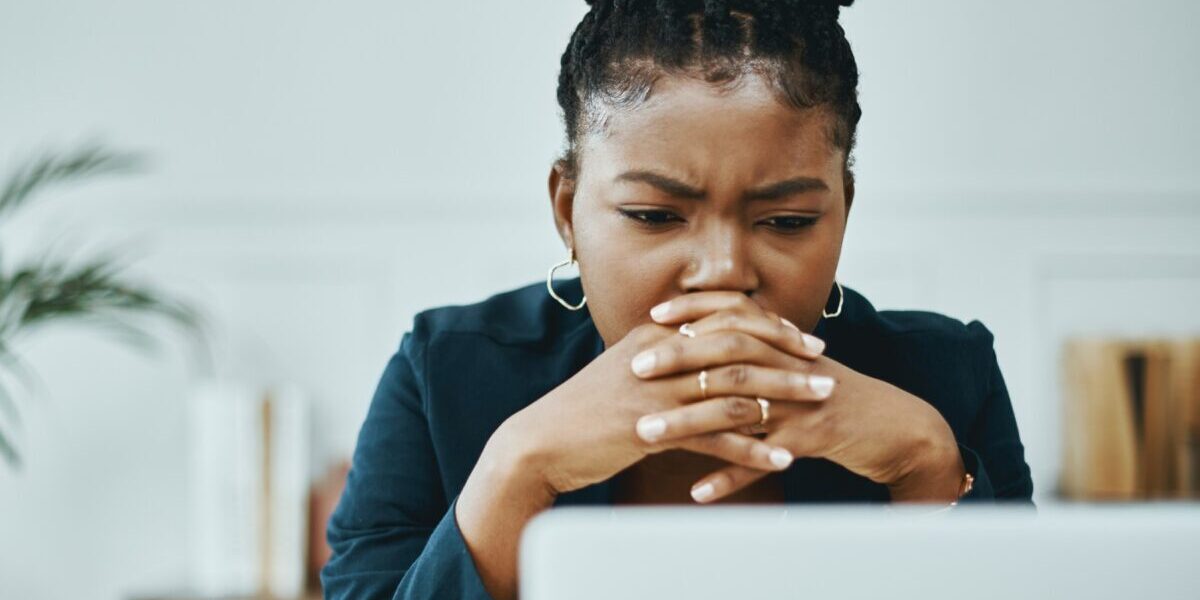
[322,1,1034,598]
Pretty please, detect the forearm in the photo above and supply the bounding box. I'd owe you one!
[455,425,557,600]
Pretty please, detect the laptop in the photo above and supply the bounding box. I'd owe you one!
[519,503,1200,600]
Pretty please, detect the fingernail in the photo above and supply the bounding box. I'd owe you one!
[769,447,794,469]
[691,482,714,502]
[631,351,656,376]
[781,318,800,331]
[809,375,835,398]
[650,301,671,321]
[802,333,826,354]
[636,416,666,442]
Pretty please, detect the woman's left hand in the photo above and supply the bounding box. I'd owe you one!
[637,291,967,504]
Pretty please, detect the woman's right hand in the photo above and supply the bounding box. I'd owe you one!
[498,310,827,496]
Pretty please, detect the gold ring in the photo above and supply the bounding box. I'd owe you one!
[678,322,696,338]
[698,369,708,399]
[739,398,771,435]
[756,397,771,426]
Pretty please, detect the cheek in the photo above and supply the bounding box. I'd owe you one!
[758,226,845,328]
[575,209,640,277]
[573,195,676,278]
[573,206,675,345]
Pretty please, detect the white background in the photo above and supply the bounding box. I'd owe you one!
[1,1,1199,598]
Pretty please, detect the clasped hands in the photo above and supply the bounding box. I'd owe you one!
[627,291,966,504]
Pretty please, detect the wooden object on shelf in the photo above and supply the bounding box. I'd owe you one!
[1060,337,1200,500]
[1171,340,1200,493]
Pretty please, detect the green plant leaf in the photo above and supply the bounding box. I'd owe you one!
[0,142,144,220]
[5,253,199,336]
[0,142,200,471]
[0,379,20,469]
[0,427,20,469]
[0,374,21,428]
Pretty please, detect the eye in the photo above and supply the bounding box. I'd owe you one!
[760,215,818,233]
[618,208,684,227]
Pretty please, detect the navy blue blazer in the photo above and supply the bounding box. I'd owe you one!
[321,278,1034,599]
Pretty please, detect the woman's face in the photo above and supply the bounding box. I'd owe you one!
[549,73,853,348]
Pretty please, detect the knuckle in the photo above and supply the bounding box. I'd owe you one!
[726,364,750,386]
[710,434,743,462]
[691,433,720,453]
[718,311,741,331]
[672,408,697,431]
[665,340,685,363]
[719,332,747,356]
[720,396,755,421]
[739,440,760,465]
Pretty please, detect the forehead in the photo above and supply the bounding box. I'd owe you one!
[580,74,843,180]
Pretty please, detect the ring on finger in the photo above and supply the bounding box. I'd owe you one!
[741,398,771,434]
[678,322,696,338]
[698,369,708,399]
[756,397,771,426]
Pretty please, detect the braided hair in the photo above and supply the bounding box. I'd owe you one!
[555,0,861,180]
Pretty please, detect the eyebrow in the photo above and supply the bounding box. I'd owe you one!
[615,170,828,202]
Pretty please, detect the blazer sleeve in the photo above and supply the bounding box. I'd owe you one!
[956,320,1035,503]
[320,329,496,599]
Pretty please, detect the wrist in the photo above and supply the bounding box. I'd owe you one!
[474,419,559,508]
[887,426,964,503]
[454,422,558,600]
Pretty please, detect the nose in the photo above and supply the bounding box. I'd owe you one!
[679,219,759,296]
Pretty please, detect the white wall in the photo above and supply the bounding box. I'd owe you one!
[1,1,1198,599]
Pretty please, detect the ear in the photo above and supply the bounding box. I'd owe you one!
[843,168,855,220]
[548,160,577,251]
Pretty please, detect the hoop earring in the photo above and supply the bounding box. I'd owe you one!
[822,280,844,319]
[547,247,587,311]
